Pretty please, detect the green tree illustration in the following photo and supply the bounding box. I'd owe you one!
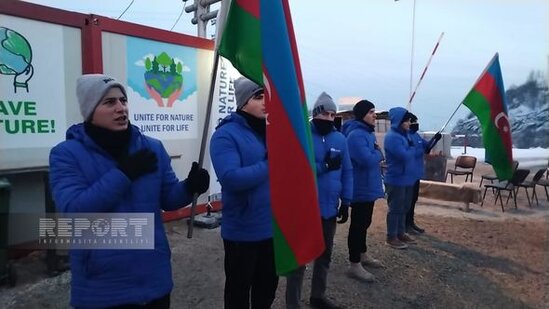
[157,52,172,72]
[169,59,177,75]
[177,62,183,74]
[145,57,152,71]
[152,56,159,73]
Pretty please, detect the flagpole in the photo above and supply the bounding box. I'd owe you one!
[407,32,444,110]
[187,50,219,238]
[439,53,499,133]
[439,101,463,132]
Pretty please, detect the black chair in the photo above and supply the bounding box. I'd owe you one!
[445,155,477,183]
[536,172,549,202]
[481,169,530,212]
[479,160,519,187]
[515,169,546,207]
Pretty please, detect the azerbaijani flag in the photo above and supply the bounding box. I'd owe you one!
[462,53,513,180]
[218,0,325,275]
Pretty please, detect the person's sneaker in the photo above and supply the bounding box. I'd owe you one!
[360,253,384,268]
[309,296,344,309]
[411,224,425,234]
[347,263,375,282]
[386,237,408,249]
[398,233,417,244]
[406,226,420,235]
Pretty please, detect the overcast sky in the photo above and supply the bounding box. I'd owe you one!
[23,0,549,130]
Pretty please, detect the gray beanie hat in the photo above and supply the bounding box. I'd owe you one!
[235,76,263,110]
[312,92,337,117]
[76,74,127,120]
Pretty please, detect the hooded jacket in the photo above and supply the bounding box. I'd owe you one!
[343,120,385,202]
[49,123,192,307]
[210,113,272,241]
[311,121,353,218]
[383,107,416,186]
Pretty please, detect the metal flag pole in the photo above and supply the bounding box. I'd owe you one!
[187,0,231,238]
[407,32,444,110]
[187,50,219,238]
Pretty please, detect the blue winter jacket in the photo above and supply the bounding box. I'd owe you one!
[210,113,271,241]
[409,130,429,180]
[343,120,385,202]
[311,122,353,219]
[383,108,416,186]
[49,123,193,308]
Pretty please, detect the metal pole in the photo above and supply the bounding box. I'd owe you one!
[408,0,416,109]
[187,51,219,238]
[407,32,444,109]
[439,101,463,133]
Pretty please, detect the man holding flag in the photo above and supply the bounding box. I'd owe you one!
[216,0,325,279]
[210,77,278,308]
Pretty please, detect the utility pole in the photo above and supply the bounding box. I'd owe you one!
[185,0,221,38]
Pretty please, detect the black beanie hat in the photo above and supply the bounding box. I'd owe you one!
[353,99,375,120]
[409,113,418,123]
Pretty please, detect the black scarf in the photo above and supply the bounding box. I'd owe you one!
[312,118,334,136]
[410,123,419,133]
[84,122,132,160]
[237,110,266,138]
[360,120,375,132]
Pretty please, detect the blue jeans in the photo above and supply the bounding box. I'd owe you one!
[385,184,414,238]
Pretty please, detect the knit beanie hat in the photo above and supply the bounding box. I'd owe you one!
[409,112,418,123]
[235,77,263,110]
[312,92,337,117]
[77,74,127,121]
[353,99,375,120]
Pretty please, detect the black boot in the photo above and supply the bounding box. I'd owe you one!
[411,223,425,234]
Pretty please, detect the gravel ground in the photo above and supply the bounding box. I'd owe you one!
[2,163,548,308]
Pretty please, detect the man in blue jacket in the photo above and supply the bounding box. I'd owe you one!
[285,92,352,309]
[383,107,416,249]
[49,74,210,308]
[210,77,278,309]
[342,100,385,282]
[406,113,442,234]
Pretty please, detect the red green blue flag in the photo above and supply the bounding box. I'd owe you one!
[462,53,513,180]
[218,0,325,275]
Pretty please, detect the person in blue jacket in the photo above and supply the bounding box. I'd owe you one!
[383,107,417,249]
[342,100,385,282]
[210,77,278,309]
[406,113,442,234]
[285,92,352,309]
[49,74,210,308]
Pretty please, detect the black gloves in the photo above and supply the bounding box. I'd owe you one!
[118,149,158,180]
[324,151,342,171]
[185,162,210,195]
[337,204,349,224]
[434,132,442,141]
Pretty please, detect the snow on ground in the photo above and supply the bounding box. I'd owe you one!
[451,147,549,169]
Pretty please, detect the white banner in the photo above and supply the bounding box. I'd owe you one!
[0,15,67,149]
[208,57,240,197]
